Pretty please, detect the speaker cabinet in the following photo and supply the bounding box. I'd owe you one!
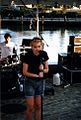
[69,36,75,46]
[62,66,81,84]
[67,45,74,54]
[58,53,67,66]
[67,53,81,69]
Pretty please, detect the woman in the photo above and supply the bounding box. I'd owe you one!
[23,37,49,120]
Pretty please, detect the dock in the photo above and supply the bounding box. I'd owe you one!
[1,17,81,28]
[1,80,81,120]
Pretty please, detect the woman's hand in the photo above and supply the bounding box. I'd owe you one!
[39,64,44,71]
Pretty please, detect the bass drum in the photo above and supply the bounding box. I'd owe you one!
[0,67,20,99]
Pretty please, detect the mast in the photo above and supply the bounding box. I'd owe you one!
[36,1,39,36]
[36,7,39,34]
[0,0,1,29]
[0,15,1,29]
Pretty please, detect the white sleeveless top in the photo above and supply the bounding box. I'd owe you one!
[0,41,15,58]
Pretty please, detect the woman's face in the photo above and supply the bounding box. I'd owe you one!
[32,42,42,55]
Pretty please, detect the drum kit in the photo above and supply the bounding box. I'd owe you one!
[0,45,30,67]
[0,48,28,99]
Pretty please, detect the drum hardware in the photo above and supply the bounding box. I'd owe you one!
[17,78,23,92]
[19,46,31,49]
[1,61,21,69]
[17,72,26,81]
[0,62,25,100]
[19,51,27,54]
[17,72,26,92]
[7,54,19,64]
[19,46,31,54]
[0,54,20,68]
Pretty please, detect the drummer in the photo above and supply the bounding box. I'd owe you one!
[0,33,17,62]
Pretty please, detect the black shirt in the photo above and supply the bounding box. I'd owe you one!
[23,49,49,75]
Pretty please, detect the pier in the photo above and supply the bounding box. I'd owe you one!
[1,17,81,28]
[1,17,81,23]
[1,81,81,120]
[0,28,81,120]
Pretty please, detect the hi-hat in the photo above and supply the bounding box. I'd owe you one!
[19,51,27,54]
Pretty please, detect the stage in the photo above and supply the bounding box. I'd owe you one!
[1,79,81,120]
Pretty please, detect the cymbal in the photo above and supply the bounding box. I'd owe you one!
[19,46,31,49]
[8,53,16,56]
[19,51,27,54]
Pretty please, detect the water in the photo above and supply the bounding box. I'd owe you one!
[0,27,81,64]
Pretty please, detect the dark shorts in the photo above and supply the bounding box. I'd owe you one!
[24,78,43,98]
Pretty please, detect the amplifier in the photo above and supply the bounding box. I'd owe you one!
[69,36,75,46]
[67,45,74,54]
[67,53,81,69]
[62,66,81,84]
[58,53,67,66]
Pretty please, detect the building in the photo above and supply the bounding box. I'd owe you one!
[1,0,81,6]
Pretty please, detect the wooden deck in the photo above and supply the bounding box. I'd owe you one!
[1,78,81,120]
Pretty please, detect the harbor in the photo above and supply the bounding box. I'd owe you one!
[0,26,81,120]
[0,0,81,120]
[1,17,81,29]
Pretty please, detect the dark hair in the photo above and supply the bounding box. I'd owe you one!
[4,33,12,39]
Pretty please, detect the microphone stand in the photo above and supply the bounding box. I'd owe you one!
[39,56,45,120]
[0,64,1,100]
[39,33,49,47]
[41,79,46,120]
